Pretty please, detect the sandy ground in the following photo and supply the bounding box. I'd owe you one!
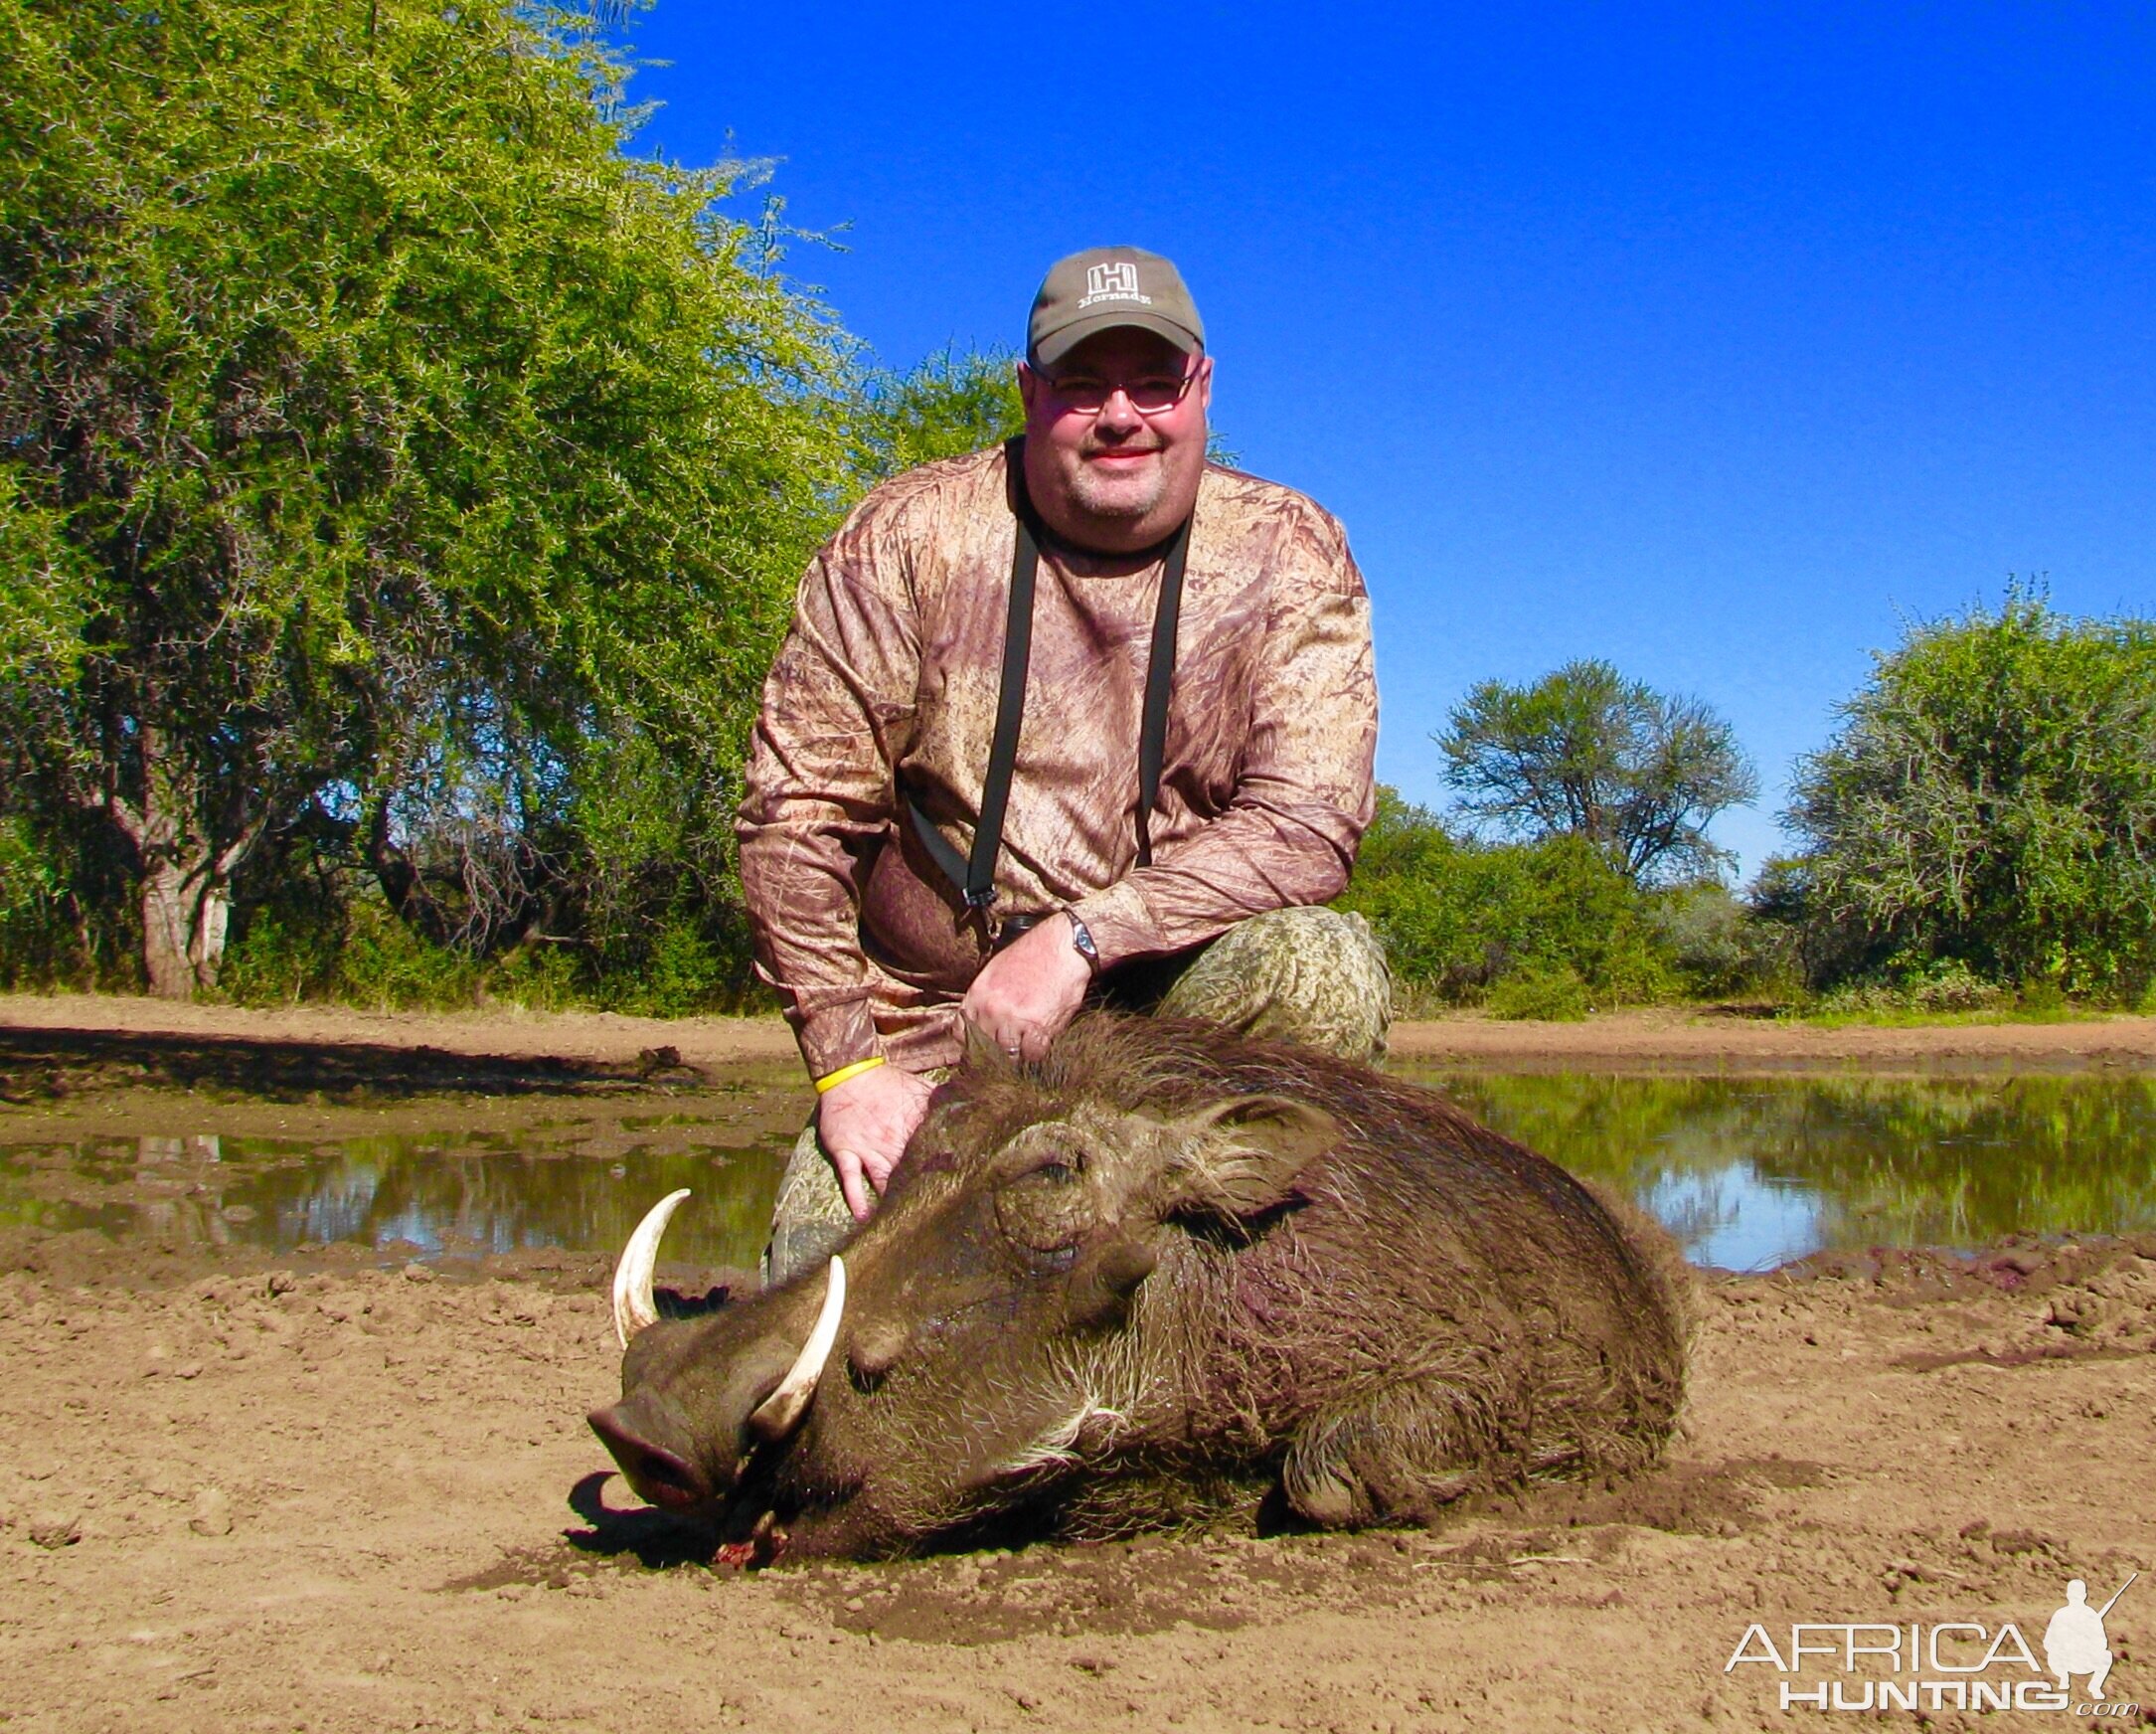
[2,996,2153,1732]
[2,1228,2150,1733]
[10,989,2156,1080]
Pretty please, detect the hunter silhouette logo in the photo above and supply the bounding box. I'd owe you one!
[2046,1574,2133,1699]
[1725,1572,2139,1714]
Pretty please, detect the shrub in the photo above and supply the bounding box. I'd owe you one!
[216,909,345,1006]
[1645,882,1796,998]
[1484,962,1592,1021]
[1786,589,2156,1000]
[1338,788,1679,1010]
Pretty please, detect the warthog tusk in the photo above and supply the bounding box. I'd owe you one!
[611,1188,692,1350]
[748,1256,847,1441]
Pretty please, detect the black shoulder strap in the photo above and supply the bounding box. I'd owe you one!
[1136,515,1191,867]
[962,490,1040,908]
[910,454,1187,913]
[908,463,1039,911]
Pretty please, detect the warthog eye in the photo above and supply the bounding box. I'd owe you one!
[995,1154,1093,1253]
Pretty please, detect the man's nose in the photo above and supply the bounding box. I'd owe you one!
[1093,389,1145,434]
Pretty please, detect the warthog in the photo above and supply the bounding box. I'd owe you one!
[589,1015,1689,1561]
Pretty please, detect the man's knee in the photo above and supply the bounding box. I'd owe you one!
[762,1119,855,1288]
[1155,906,1391,1064]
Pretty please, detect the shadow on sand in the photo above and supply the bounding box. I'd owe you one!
[0,1024,704,1105]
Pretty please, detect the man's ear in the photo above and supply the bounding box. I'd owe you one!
[1148,1096,1339,1226]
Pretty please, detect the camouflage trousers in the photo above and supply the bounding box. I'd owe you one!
[763,906,1391,1285]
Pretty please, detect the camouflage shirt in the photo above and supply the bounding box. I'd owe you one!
[737,441,1379,1077]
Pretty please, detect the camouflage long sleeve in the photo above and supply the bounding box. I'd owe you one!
[737,445,1379,1079]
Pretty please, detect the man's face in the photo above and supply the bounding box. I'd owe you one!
[1018,328,1213,555]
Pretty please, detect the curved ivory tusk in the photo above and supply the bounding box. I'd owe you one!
[611,1188,692,1350]
[748,1255,847,1442]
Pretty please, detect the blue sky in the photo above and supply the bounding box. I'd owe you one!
[615,2,2156,880]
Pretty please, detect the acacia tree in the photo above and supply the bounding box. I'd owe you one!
[0,0,853,995]
[1438,660,1756,885]
[1786,592,2156,993]
[849,346,1025,483]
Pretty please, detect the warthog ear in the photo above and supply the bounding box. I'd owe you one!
[1152,1096,1339,1225]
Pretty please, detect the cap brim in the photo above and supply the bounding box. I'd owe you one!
[1031,309,1203,370]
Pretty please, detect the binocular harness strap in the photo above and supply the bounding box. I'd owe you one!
[908,462,1191,921]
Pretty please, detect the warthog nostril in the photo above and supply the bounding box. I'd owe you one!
[587,1403,713,1512]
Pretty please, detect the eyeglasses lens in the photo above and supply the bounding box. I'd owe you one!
[1052,375,1190,415]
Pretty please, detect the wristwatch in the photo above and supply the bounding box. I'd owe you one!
[1065,911,1100,972]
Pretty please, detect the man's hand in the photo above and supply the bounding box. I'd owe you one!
[817,1063,935,1220]
[961,913,1093,1063]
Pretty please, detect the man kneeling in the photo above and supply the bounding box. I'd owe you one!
[735,246,1386,1283]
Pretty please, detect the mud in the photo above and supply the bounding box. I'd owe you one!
[0,1224,2148,1729]
[11,990,2156,1088]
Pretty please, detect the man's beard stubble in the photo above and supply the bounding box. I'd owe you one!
[1064,442,1171,524]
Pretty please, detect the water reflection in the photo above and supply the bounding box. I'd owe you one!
[0,1119,797,1273]
[1418,1071,2156,1270]
[5,1072,2155,1274]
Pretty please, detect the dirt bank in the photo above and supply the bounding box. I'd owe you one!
[0,1227,2150,1733]
[10,990,2156,1087]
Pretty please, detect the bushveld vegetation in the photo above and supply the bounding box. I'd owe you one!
[0,0,1019,1010]
[0,5,2146,1019]
[1344,593,2156,1019]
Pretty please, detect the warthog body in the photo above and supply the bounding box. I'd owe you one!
[590,1015,1689,1560]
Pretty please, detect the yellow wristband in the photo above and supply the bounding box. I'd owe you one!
[813,1055,886,1095]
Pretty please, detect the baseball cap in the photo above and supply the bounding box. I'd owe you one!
[1027,247,1206,370]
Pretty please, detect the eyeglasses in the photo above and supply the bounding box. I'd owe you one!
[1039,365,1200,416]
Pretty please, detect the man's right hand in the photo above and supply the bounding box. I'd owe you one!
[816,1063,935,1221]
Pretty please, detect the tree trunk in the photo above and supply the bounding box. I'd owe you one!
[107,725,254,1000]
[139,861,196,999]
[136,856,233,999]
[192,882,230,982]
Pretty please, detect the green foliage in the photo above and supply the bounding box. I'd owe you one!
[1483,963,1592,1022]
[1644,882,1796,999]
[851,347,1025,482]
[329,901,493,1013]
[214,907,347,1006]
[1337,787,1681,1010]
[219,891,596,1012]
[0,0,855,997]
[0,816,69,988]
[1786,589,2156,999]
[1438,659,1757,885]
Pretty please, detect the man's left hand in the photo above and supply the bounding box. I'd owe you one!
[961,914,1093,1061]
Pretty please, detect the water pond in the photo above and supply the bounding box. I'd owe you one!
[1417,1069,2156,1270]
[4,1070,2154,1274]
